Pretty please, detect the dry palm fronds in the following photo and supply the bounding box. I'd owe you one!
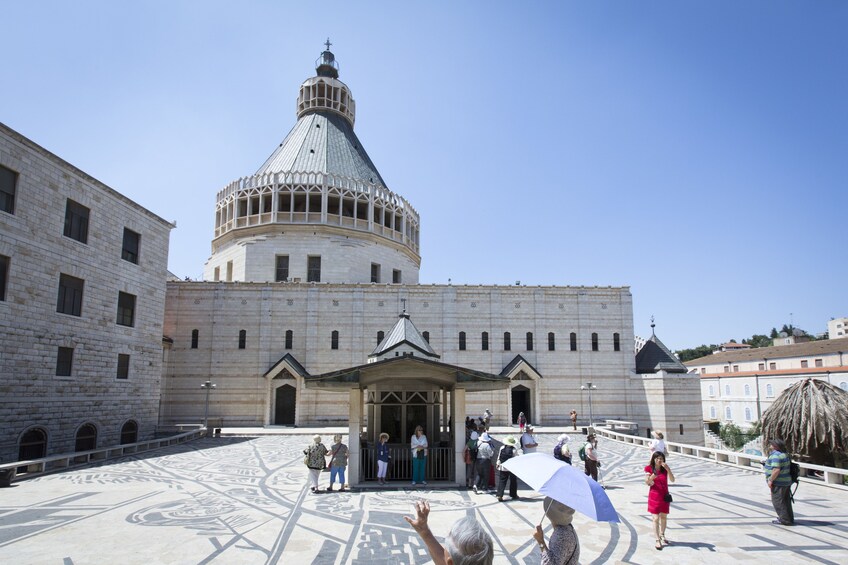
[761,378,848,457]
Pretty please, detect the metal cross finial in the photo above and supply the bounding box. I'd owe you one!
[324,38,332,51]
[401,298,407,312]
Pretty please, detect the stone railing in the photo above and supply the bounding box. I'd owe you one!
[0,428,207,485]
[595,427,848,489]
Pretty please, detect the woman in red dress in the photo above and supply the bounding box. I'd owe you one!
[645,451,675,550]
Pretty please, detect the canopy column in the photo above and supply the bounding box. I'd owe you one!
[453,388,466,485]
[348,388,362,485]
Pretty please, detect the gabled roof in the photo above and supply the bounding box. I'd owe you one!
[685,336,848,366]
[500,355,543,380]
[371,312,439,359]
[263,353,310,380]
[255,111,386,186]
[636,333,688,374]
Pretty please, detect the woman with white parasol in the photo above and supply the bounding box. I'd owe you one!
[533,497,580,564]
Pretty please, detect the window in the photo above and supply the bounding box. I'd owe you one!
[213,266,220,281]
[18,428,47,461]
[238,329,246,349]
[701,368,706,374]
[285,330,293,349]
[120,421,138,445]
[75,423,97,452]
[226,261,233,282]
[815,359,823,368]
[724,384,731,396]
[423,331,430,343]
[591,333,598,351]
[116,292,136,327]
[63,199,90,244]
[710,406,716,419]
[117,354,130,379]
[526,332,533,351]
[0,164,17,214]
[57,274,84,316]
[191,329,199,349]
[481,331,489,351]
[744,384,750,396]
[0,254,8,301]
[758,363,765,371]
[766,384,774,397]
[331,330,339,350]
[548,332,555,351]
[613,333,620,352]
[733,365,739,372]
[570,332,577,351]
[56,346,73,376]
[801,360,808,368]
[744,407,752,421]
[708,385,714,397]
[377,330,384,345]
[723,366,730,373]
[725,407,732,420]
[371,263,381,283]
[275,255,289,282]
[458,331,466,350]
[393,269,402,284]
[307,256,321,282]
[121,228,140,264]
[769,362,776,370]
[503,332,511,351]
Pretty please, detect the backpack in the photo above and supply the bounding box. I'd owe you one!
[553,443,563,460]
[789,460,800,501]
[498,445,515,465]
[467,439,478,460]
[578,444,587,462]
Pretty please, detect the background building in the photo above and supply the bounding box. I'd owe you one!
[0,122,173,463]
[828,317,848,339]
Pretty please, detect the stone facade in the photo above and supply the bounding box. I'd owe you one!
[0,122,173,462]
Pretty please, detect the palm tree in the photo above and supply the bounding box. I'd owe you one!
[761,378,848,466]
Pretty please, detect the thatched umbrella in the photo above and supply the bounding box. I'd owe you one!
[761,378,848,466]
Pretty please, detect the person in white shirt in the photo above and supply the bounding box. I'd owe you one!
[649,431,667,457]
[520,425,539,454]
[584,434,600,481]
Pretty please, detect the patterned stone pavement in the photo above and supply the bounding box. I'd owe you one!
[1,432,847,564]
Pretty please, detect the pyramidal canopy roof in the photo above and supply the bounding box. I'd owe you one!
[371,312,438,359]
[636,333,688,374]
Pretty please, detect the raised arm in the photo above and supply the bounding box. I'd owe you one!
[404,500,447,565]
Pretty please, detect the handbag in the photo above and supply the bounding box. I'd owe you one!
[664,493,673,503]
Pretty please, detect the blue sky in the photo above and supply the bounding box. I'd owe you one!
[2,1,846,350]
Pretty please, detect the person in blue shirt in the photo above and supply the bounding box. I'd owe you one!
[764,438,794,526]
[377,432,391,485]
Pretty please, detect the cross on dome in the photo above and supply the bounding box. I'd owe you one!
[324,38,332,51]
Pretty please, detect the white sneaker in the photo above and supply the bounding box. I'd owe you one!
[422,481,427,485]
[411,482,416,486]
[473,486,478,494]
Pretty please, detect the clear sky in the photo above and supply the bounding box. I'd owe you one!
[2,1,846,351]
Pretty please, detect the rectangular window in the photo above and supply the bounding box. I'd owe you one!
[56,346,73,376]
[307,256,321,282]
[0,164,17,214]
[393,269,401,284]
[226,260,233,282]
[815,358,823,368]
[459,332,466,351]
[701,368,706,374]
[116,292,136,327]
[570,332,577,351]
[526,332,534,351]
[733,365,739,372]
[371,263,381,283]
[285,330,293,349]
[117,354,130,379]
[482,332,489,351]
[591,333,598,351]
[121,228,140,264]
[548,332,555,351]
[613,332,621,352]
[57,274,84,316]
[801,360,808,368]
[758,363,765,371]
[503,332,511,351]
[191,329,199,349]
[723,366,730,373]
[769,362,776,370]
[0,254,8,301]
[213,267,220,281]
[275,255,289,282]
[63,199,90,244]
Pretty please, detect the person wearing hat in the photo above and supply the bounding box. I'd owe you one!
[533,497,580,564]
[376,432,391,485]
[520,424,539,454]
[583,433,600,482]
[553,434,572,465]
[496,435,519,501]
[474,432,495,494]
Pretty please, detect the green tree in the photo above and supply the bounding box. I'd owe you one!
[676,344,716,363]
[719,423,745,449]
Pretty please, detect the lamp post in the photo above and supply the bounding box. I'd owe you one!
[201,380,217,428]
[581,382,597,427]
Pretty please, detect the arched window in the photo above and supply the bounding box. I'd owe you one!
[744,384,750,396]
[191,329,199,349]
[725,384,731,396]
[75,423,97,452]
[709,406,716,419]
[744,407,752,421]
[725,407,732,420]
[285,330,293,349]
[19,428,47,461]
[459,331,466,351]
[377,331,384,345]
[503,332,511,351]
[120,421,138,445]
[238,329,246,349]
[481,331,489,351]
[423,331,430,343]
[570,332,577,351]
[331,330,339,350]
[708,385,715,397]
[526,332,533,351]
[548,332,555,351]
[766,384,774,397]
[613,333,621,352]
[591,333,598,351]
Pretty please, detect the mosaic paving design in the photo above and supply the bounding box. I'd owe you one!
[1,433,846,564]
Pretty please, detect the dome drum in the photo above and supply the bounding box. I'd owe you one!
[297,76,355,126]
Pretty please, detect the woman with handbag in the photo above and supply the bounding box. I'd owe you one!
[645,451,675,550]
[327,434,349,492]
[304,435,329,494]
[410,425,428,486]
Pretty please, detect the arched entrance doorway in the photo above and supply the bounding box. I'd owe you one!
[275,384,296,425]
[511,385,531,424]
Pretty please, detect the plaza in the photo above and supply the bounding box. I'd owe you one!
[1,431,846,564]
